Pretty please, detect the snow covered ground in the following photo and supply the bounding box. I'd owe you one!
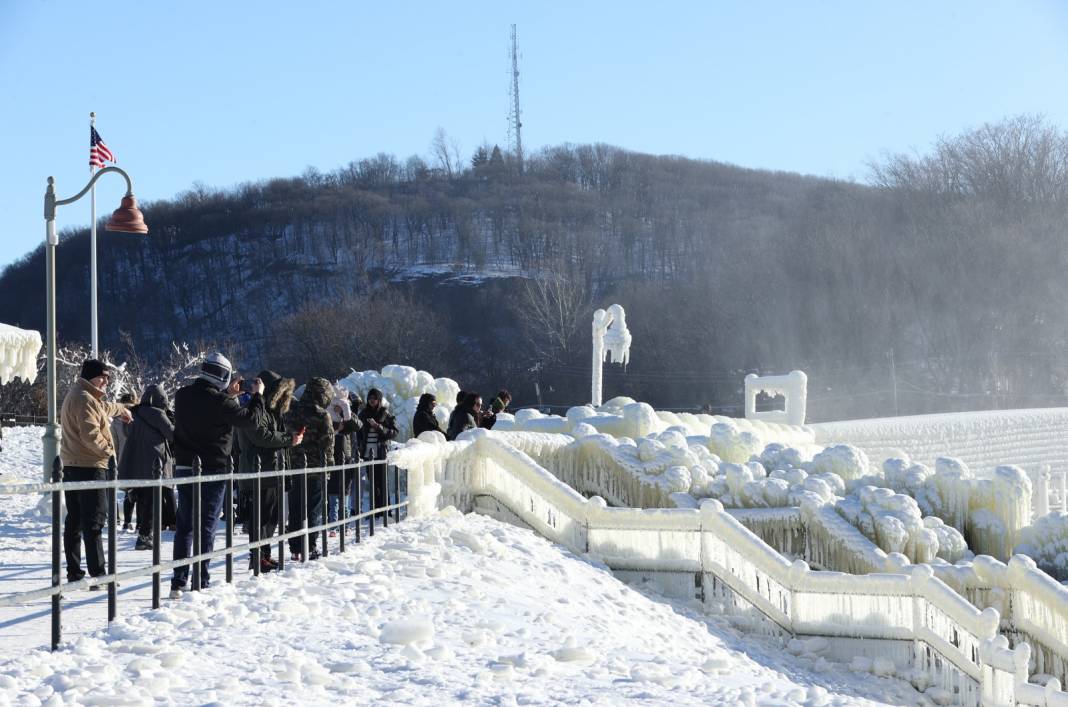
[0,426,921,705]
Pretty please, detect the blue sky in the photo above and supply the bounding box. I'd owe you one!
[2,1,1067,270]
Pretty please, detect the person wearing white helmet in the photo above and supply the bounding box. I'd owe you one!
[169,353,274,597]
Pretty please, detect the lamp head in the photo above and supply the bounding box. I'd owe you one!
[105,194,148,234]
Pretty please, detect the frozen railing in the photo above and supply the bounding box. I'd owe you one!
[391,431,1067,707]
[744,370,808,426]
[480,427,1068,692]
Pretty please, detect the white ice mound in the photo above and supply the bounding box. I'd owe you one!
[336,366,461,441]
[811,444,870,481]
[708,421,763,464]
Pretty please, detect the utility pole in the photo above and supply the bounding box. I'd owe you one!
[507,24,524,173]
[888,348,899,416]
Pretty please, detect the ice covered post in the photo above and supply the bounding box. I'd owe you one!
[1035,465,1051,519]
[591,304,631,407]
[744,370,808,426]
[42,168,148,481]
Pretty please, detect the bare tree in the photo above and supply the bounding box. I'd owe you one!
[516,271,593,365]
[869,114,1068,205]
[430,127,462,177]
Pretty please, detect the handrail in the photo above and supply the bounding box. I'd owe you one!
[391,431,1068,707]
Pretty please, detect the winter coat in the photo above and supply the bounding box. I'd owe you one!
[60,377,129,469]
[286,377,335,470]
[478,410,497,430]
[173,378,263,472]
[236,371,296,475]
[446,408,477,442]
[332,417,362,465]
[111,417,131,465]
[356,400,398,461]
[118,385,175,480]
[326,417,363,494]
[412,395,443,438]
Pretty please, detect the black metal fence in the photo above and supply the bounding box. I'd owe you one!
[0,413,48,427]
[0,454,407,650]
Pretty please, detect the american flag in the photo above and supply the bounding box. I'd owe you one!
[89,127,115,170]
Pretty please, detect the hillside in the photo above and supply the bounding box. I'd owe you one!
[3,124,1068,418]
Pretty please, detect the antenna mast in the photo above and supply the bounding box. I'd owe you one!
[507,23,524,173]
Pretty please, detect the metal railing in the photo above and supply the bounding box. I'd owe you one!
[0,453,408,650]
[0,413,48,427]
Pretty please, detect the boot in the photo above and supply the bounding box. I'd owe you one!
[135,535,153,551]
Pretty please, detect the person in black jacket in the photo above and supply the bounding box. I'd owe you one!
[113,392,138,531]
[447,392,482,441]
[412,393,443,438]
[356,388,398,521]
[235,370,301,572]
[118,385,175,551]
[285,377,335,561]
[170,353,264,596]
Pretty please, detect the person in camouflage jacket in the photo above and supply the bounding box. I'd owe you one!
[285,377,334,560]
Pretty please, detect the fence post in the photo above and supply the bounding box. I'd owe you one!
[107,457,117,622]
[301,461,309,562]
[152,474,162,609]
[277,464,285,572]
[252,454,262,577]
[393,464,401,523]
[192,456,202,591]
[224,456,234,585]
[320,455,328,557]
[382,460,389,529]
[50,456,62,651]
[368,463,375,537]
[355,461,362,544]
[339,463,346,554]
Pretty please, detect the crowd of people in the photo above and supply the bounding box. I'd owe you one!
[56,354,511,597]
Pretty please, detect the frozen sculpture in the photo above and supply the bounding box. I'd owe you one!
[744,370,808,426]
[0,323,42,386]
[590,304,631,407]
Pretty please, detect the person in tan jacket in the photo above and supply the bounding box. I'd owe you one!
[60,359,131,584]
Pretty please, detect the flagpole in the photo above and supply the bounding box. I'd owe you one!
[90,111,98,358]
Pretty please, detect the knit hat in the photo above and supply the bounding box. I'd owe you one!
[198,352,233,390]
[80,359,107,381]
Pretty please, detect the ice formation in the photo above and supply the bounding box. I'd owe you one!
[1016,512,1068,581]
[388,430,1065,706]
[334,365,459,440]
[0,324,41,386]
[590,304,631,407]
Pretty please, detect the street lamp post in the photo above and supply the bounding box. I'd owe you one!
[41,166,147,482]
[591,303,632,407]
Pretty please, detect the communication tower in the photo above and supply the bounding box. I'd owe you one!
[507,24,524,173]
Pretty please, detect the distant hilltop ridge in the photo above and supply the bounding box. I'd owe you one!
[0,142,851,361]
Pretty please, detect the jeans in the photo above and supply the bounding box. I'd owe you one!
[171,467,227,590]
[63,466,107,579]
